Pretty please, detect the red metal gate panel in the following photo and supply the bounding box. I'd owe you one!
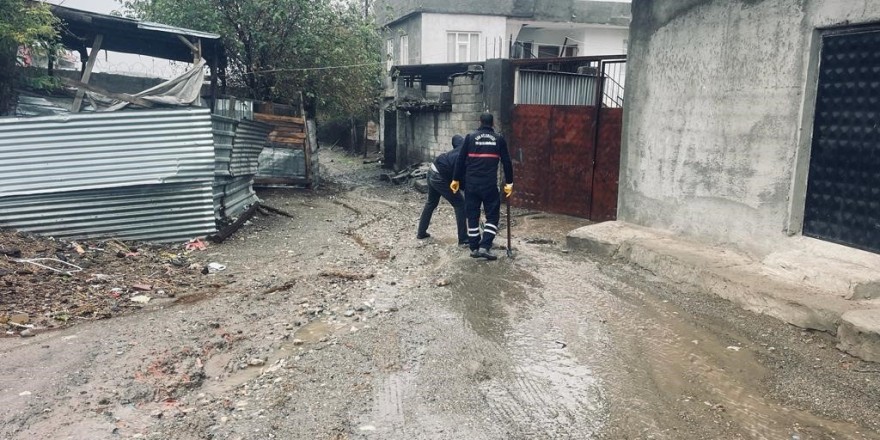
[511,105,594,218]
[591,108,623,221]
[510,105,621,221]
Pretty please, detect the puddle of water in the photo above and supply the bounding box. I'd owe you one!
[445,261,539,342]
[293,319,336,343]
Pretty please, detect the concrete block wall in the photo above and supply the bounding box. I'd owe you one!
[620,0,880,256]
[450,73,485,142]
[395,73,485,167]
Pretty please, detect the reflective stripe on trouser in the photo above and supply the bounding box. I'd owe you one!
[464,183,502,251]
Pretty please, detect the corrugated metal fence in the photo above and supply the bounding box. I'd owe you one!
[212,116,273,221]
[0,108,217,242]
[517,70,598,106]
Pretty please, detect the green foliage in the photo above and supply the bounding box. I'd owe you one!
[0,0,59,115]
[20,72,61,93]
[120,0,383,119]
[0,0,57,46]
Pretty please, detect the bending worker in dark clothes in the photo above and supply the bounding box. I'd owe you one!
[417,134,468,246]
[450,113,513,261]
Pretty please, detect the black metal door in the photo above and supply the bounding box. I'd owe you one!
[804,29,880,254]
[383,110,397,169]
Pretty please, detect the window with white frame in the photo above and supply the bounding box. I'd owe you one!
[399,34,409,65]
[386,39,393,71]
[447,32,480,63]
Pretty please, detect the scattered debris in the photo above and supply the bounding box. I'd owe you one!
[0,247,22,258]
[726,346,742,352]
[380,162,430,185]
[9,258,83,275]
[0,230,215,336]
[185,238,208,251]
[525,237,556,245]
[259,203,296,218]
[262,281,297,295]
[130,295,152,304]
[318,269,374,281]
[207,263,227,273]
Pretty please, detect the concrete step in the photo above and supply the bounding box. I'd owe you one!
[838,309,880,363]
[761,237,880,300]
[567,221,880,363]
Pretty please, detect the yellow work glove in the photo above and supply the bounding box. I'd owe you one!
[503,183,513,198]
[450,180,460,193]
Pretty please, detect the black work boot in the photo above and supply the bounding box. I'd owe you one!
[477,247,497,261]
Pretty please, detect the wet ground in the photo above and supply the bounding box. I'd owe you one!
[1,148,878,439]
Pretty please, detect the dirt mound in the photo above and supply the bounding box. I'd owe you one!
[0,230,216,337]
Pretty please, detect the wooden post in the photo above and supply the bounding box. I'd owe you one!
[70,34,103,113]
[210,50,218,113]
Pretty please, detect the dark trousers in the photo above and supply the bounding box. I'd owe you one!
[465,184,501,250]
[417,170,467,243]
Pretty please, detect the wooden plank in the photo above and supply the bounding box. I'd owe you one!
[176,35,198,52]
[269,132,307,140]
[253,177,311,186]
[254,113,305,125]
[273,127,304,134]
[266,141,306,150]
[209,204,258,243]
[59,76,154,108]
[71,34,103,112]
[268,135,307,144]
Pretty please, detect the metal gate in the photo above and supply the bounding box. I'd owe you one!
[511,106,622,220]
[804,28,880,254]
[510,59,624,221]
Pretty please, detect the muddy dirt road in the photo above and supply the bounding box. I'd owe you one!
[1,149,879,439]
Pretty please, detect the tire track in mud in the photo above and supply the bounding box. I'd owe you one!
[534,253,880,439]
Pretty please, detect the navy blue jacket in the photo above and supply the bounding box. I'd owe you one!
[452,126,513,188]
[432,134,464,182]
[433,149,461,182]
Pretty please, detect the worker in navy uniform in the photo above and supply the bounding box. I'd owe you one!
[417,134,468,246]
[450,113,514,260]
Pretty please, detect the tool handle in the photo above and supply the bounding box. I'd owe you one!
[506,192,512,254]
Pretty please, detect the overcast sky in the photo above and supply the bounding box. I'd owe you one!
[45,0,190,78]
[46,0,122,14]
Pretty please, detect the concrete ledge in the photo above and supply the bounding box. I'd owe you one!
[565,221,658,258]
[838,309,880,363]
[567,221,880,362]
[761,238,880,300]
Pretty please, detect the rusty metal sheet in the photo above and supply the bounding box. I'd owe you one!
[510,105,594,219]
[547,106,594,218]
[592,108,623,221]
[511,105,553,214]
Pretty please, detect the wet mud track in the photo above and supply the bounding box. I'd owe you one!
[1,149,878,439]
[355,234,880,439]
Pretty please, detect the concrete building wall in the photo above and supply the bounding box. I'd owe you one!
[377,0,630,27]
[516,26,628,56]
[620,0,880,255]
[421,14,509,63]
[386,17,423,65]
